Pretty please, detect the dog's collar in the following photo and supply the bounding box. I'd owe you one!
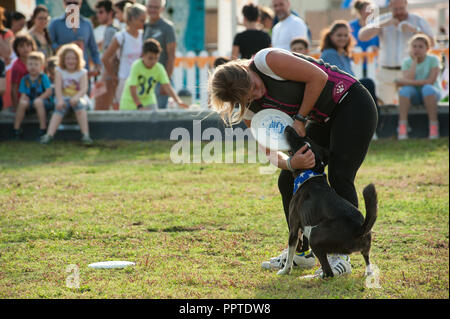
[293,170,325,194]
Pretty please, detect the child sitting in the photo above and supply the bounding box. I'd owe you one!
[395,34,442,140]
[13,51,53,139]
[11,34,36,110]
[290,37,310,56]
[40,43,92,145]
[119,39,188,110]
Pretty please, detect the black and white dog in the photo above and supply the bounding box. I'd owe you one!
[277,126,378,278]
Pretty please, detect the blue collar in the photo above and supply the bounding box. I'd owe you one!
[293,170,325,194]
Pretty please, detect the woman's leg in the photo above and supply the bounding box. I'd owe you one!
[359,78,380,133]
[327,83,378,207]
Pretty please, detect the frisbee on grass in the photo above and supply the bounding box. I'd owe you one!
[250,109,294,151]
[88,261,136,269]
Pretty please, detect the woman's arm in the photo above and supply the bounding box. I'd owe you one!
[165,42,176,78]
[231,45,240,60]
[101,38,119,79]
[266,50,328,136]
[243,119,315,170]
[0,36,12,61]
[0,78,5,95]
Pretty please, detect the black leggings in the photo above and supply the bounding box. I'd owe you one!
[278,82,378,251]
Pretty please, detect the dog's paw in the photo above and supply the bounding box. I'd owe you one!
[277,268,291,275]
[365,264,374,277]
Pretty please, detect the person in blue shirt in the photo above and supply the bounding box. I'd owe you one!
[48,0,101,74]
[13,51,53,140]
[349,0,379,77]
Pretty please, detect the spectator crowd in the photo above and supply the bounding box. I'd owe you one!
[0,0,447,143]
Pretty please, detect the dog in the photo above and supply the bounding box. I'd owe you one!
[277,126,378,278]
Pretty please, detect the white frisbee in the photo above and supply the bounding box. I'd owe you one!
[88,261,136,269]
[250,109,294,151]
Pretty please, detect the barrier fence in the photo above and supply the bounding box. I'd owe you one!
[171,47,449,108]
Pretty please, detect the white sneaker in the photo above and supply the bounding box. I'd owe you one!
[314,254,352,278]
[262,248,316,270]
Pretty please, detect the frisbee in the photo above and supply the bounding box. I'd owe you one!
[88,261,136,269]
[250,109,294,151]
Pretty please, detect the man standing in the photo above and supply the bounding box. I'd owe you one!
[49,0,101,75]
[359,0,434,104]
[271,0,308,51]
[143,0,176,109]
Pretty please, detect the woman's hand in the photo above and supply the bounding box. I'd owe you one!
[290,144,315,170]
[292,119,306,137]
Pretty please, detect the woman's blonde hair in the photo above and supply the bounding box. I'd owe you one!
[124,2,146,24]
[56,43,85,71]
[208,59,252,125]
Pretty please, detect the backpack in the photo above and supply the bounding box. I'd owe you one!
[24,74,46,100]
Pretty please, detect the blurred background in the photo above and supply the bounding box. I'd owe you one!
[3,0,448,56]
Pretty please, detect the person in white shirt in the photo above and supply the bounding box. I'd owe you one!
[358,0,434,104]
[102,2,146,105]
[271,0,308,51]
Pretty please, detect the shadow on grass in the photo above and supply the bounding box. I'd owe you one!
[252,270,370,299]
[0,140,175,169]
[367,138,448,160]
[1,138,447,170]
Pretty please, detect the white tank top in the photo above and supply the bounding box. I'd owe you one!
[115,30,143,79]
[56,67,88,99]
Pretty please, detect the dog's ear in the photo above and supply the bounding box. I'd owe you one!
[306,138,329,173]
[284,126,303,152]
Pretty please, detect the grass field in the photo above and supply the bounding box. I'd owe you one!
[0,138,448,299]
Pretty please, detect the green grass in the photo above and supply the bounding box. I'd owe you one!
[0,138,448,299]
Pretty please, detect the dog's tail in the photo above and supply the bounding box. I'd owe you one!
[358,183,378,237]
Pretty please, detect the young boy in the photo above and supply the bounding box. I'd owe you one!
[11,34,36,110]
[119,39,188,110]
[290,37,310,56]
[13,51,53,139]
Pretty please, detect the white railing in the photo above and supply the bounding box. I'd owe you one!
[167,46,450,109]
[172,50,218,109]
